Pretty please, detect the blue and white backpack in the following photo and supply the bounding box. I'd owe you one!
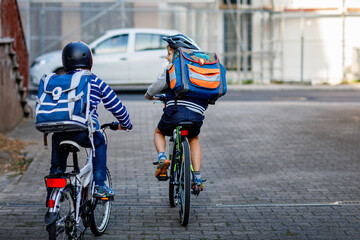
[35,70,92,133]
[167,48,227,104]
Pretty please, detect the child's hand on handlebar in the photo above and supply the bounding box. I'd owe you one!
[119,124,133,131]
[101,122,133,131]
[144,93,165,101]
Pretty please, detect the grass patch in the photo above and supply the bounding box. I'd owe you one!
[271,80,284,84]
[242,79,253,85]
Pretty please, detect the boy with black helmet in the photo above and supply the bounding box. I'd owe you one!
[145,34,205,191]
[50,41,132,198]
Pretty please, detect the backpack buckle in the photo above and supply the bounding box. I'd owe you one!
[52,87,62,100]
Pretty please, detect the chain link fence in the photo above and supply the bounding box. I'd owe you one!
[18,2,360,85]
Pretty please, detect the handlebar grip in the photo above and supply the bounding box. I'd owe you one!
[155,94,166,102]
[101,122,119,130]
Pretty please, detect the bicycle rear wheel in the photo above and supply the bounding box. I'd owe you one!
[179,140,191,226]
[90,168,112,236]
[47,185,75,240]
[169,138,177,207]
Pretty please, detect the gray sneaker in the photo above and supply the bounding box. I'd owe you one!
[93,185,115,198]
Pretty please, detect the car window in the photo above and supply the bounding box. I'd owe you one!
[95,34,128,54]
[135,33,168,51]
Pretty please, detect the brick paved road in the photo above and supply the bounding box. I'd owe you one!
[1,94,360,239]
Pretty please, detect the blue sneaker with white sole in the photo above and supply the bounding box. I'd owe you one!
[93,185,115,199]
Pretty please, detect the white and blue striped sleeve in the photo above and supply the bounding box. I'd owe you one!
[96,78,132,129]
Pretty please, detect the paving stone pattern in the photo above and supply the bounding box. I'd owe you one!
[1,99,360,239]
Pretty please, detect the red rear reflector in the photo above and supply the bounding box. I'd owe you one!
[46,178,66,188]
[48,199,55,208]
[181,130,188,136]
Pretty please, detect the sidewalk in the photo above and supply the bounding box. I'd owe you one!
[28,81,360,94]
[1,92,360,239]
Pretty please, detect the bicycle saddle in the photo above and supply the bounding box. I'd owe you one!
[60,140,81,153]
[178,121,194,127]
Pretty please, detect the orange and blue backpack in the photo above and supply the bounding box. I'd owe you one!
[166,48,227,104]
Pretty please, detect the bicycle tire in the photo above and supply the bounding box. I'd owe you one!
[169,138,177,207]
[179,140,191,226]
[90,168,112,236]
[47,185,75,240]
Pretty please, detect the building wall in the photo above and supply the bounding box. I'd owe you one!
[0,0,29,133]
[0,40,24,133]
[1,0,28,87]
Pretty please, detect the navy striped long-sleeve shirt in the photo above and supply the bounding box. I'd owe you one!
[71,70,132,129]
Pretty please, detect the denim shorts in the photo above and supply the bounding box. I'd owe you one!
[157,106,204,139]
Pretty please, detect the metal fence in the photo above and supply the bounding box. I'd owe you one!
[18,2,360,84]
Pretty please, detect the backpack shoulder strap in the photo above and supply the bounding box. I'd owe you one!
[43,73,55,92]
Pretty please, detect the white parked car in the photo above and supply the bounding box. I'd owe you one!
[30,28,179,85]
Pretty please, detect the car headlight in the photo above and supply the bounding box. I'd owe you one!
[31,59,47,67]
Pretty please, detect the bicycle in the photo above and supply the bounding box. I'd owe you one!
[44,122,119,239]
[153,95,204,226]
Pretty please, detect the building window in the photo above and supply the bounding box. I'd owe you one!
[224,12,252,71]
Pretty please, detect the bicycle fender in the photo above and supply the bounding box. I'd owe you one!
[44,212,59,225]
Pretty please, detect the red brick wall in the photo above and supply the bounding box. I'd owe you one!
[1,0,29,88]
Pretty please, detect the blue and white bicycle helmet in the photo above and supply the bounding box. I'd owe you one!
[162,34,200,50]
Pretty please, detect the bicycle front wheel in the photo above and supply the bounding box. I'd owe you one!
[47,185,75,240]
[90,168,112,236]
[179,140,191,226]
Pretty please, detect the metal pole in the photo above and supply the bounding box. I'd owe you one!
[300,10,304,82]
[26,1,31,64]
[40,3,46,55]
[281,0,285,82]
[342,0,346,82]
[260,7,264,83]
[226,0,242,82]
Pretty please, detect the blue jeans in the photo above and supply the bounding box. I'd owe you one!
[50,131,107,186]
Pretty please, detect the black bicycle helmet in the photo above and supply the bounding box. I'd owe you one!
[62,41,93,72]
[162,34,200,50]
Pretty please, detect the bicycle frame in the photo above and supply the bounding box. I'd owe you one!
[171,125,195,184]
[169,123,193,226]
[44,148,94,229]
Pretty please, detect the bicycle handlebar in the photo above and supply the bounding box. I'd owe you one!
[101,122,133,131]
[101,122,119,130]
[155,94,166,102]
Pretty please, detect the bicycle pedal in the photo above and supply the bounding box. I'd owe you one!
[100,196,114,201]
[157,174,169,181]
[191,189,200,195]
